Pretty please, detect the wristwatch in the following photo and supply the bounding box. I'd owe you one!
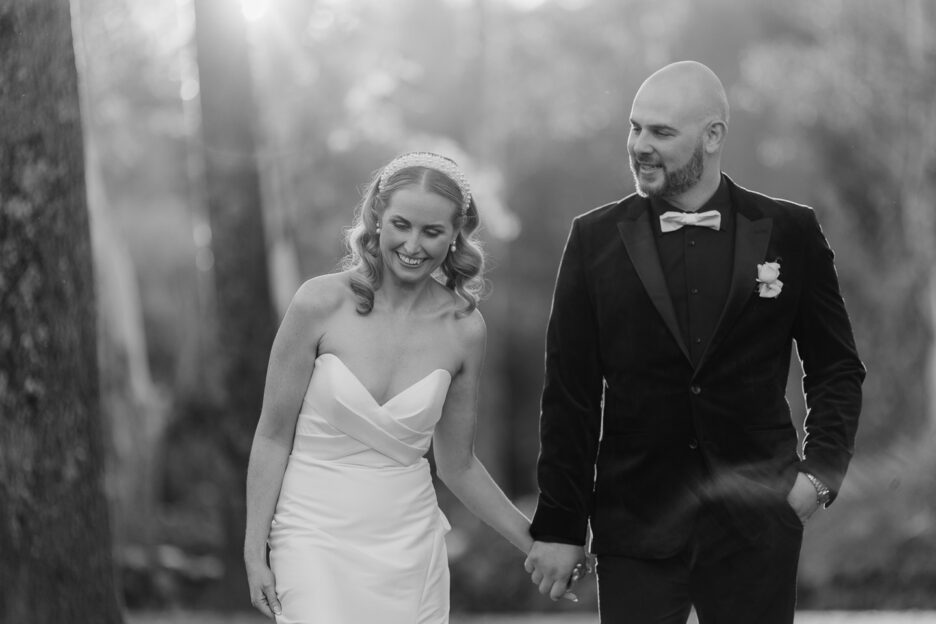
[804,472,831,507]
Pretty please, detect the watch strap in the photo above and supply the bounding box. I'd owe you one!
[804,472,831,507]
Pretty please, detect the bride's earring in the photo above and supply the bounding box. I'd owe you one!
[375,222,381,235]
[450,239,457,253]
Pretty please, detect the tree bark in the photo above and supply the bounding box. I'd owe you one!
[0,1,123,621]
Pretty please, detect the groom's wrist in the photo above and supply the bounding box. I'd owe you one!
[803,472,832,508]
[532,535,583,546]
[530,502,589,545]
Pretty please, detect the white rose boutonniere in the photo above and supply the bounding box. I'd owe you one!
[756,261,783,298]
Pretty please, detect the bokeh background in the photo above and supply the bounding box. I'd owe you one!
[3,0,935,620]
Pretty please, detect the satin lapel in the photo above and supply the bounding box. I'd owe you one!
[696,211,773,372]
[617,207,692,364]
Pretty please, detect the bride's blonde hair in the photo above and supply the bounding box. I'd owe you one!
[342,162,485,317]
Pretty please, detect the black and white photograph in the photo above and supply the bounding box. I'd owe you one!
[1,1,933,623]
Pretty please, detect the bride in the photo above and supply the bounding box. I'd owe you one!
[243,152,579,623]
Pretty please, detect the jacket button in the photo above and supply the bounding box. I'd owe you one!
[688,438,699,450]
[690,385,701,395]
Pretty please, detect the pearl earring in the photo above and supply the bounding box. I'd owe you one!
[450,239,457,253]
[375,223,381,235]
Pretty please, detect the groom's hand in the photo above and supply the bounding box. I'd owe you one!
[524,541,583,601]
[786,471,821,525]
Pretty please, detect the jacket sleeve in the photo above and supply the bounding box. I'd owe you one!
[793,208,865,504]
[530,218,605,544]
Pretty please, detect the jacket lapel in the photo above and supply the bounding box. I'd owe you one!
[695,185,773,372]
[617,202,692,364]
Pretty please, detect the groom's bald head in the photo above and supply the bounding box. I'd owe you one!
[627,61,730,207]
[634,61,730,129]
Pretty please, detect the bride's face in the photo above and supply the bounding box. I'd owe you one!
[379,186,458,286]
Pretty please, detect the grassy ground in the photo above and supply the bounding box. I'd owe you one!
[127,610,936,624]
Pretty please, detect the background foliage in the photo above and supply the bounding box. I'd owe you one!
[73,0,935,613]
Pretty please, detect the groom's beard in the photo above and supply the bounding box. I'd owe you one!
[631,141,705,199]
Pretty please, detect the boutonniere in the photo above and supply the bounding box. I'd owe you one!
[756,260,783,299]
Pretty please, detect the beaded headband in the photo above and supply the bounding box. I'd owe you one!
[378,152,472,215]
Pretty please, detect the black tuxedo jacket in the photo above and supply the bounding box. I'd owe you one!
[530,176,865,557]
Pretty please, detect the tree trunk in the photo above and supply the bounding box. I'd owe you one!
[86,137,166,592]
[0,1,123,621]
[191,0,277,607]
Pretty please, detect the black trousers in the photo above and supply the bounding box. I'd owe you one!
[596,502,804,624]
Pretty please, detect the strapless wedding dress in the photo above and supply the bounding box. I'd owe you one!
[269,353,453,623]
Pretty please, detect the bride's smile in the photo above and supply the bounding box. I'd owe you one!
[379,187,459,284]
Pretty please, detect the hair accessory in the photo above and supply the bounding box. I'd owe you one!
[379,152,472,214]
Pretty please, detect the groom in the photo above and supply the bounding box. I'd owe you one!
[524,61,865,623]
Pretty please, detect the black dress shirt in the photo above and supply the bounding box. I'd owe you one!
[650,176,735,366]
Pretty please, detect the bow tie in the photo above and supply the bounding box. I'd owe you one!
[659,210,722,233]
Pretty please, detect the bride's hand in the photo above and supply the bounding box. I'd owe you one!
[561,555,594,602]
[561,562,584,602]
[525,541,587,602]
[246,561,282,619]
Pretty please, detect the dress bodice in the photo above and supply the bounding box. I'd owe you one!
[272,355,453,624]
[291,353,452,467]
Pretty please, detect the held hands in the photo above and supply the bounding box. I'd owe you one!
[786,471,821,525]
[524,541,590,602]
[246,561,282,619]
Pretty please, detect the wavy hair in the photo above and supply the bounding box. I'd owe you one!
[342,163,486,317]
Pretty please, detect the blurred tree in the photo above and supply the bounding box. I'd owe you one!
[0,1,123,621]
[74,0,202,395]
[736,0,936,607]
[73,0,221,607]
[186,0,278,608]
[72,0,168,600]
[738,0,936,451]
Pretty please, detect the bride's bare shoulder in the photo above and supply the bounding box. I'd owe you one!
[450,305,486,354]
[289,271,356,321]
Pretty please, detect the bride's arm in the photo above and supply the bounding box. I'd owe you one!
[244,278,330,615]
[432,310,534,554]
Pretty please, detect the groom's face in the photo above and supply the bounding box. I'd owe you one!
[627,88,707,199]
[630,136,704,199]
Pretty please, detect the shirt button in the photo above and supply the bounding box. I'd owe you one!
[690,385,701,395]
[688,438,699,450]
[694,337,703,344]
[689,240,697,247]
[691,288,699,295]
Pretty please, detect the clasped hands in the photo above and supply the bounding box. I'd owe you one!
[522,473,819,603]
[524,541,591,602]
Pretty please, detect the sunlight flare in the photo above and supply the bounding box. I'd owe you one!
[241,0,271,22]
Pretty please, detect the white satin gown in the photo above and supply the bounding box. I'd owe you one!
[269,353,453,623]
